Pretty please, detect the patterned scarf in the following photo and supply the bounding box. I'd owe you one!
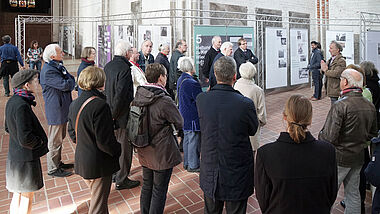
[340,87,363,96]
[13,88,36,105]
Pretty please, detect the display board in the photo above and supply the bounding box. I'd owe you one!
[325,31,354,65]
[265,28,288,89]
[290,29,309,85]
[138,25,171,58]
[61,26,74,56]
[193,25,254,86]
[97,25,112,68]
[113,25,134,51]
[366,31,380,76]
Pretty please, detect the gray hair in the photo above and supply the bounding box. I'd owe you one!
[341,69,363,88]
[115,40,132,56]
[331,40,343,52]
[214,56,236,83]
[239,62,256,80]
[212,36,221,45]
[220,42,233,52]
[2,35,11,43]
[158,43,170,52]
[177,57,194,73]
[43,43,60,63]
[141,39,153,48]
[360,61,378,77]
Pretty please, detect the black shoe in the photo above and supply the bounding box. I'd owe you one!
[4,94,10,97]
[187,167,200,173]
[184,165,188,170]
[48,168,73,177]
[115,179,140,190]
[340,200,346,209]
[59,162,74,169]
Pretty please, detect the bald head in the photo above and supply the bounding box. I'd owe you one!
[340,69,363,90]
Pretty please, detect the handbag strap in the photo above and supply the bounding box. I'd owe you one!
[75,96,98,142]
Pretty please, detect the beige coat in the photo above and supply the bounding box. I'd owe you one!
[234,78,267,150]
[324,54,346,98]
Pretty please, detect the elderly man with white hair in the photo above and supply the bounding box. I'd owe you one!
[201,36,222,82]
[40,43,75,177]
[209,41,233,88]
[234,62,267,156]
[104,40,140,190]
[319,68,378,214]
[177,57,202,172]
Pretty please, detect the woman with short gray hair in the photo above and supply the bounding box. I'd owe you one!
[177,57,202,172]
[234,62,267,155]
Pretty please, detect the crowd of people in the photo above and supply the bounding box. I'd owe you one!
[1,32,380,214]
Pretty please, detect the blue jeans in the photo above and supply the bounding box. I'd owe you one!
[183,131,201,169]
[29,60,42,71]
[312,70,323,99]
[140,167,172,214]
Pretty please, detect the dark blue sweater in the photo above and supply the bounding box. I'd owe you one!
[177,72,202,131]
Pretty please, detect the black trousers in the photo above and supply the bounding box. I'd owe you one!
[140,167,173,214]
[1,60,18,95]
[204,194,248,214]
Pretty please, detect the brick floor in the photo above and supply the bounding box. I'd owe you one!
[0,60,373,213]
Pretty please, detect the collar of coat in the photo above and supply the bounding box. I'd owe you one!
[277,131,315,144]
[328,54,344,65]
[113,55,133,67]
[211,84,242,95]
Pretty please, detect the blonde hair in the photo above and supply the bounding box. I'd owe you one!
[78,66,106,91]
[284,94,312,143]
[81,47,95,58]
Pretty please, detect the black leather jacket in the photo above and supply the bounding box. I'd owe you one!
[319,89,378,167]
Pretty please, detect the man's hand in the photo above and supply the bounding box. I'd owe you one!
[321,60,328,72]
[204,78,209,83]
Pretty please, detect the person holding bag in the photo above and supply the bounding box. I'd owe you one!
[68,66,121,213]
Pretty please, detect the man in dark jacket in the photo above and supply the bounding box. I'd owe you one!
[233,38,258,79]
[0,35,25,97]
[197,56,259,213]
[169,39,187,92]
[308,41,324,100]
[319,69,378,214]
[365,137,380,214]
[201,36,221,82]
[137,39,154,72]
[40,44,75,177]
[209,42,233,88]
[104,40,140,190]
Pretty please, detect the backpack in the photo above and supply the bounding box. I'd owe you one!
[127,104,150,148]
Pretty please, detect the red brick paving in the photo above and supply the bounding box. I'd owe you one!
[0,60,373,213]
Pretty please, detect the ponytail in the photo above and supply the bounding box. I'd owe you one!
[288,122,307,143]
[284,94,312,143]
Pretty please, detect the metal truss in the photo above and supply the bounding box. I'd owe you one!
[360,12,380,62]
[16,9,380,89]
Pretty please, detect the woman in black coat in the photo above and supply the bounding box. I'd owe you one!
[68,66,121,214]
[255,94,338,214]
[361,61,380,128]
[5,69,48,213]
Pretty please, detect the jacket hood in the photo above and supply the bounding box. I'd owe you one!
[133,86,167,107]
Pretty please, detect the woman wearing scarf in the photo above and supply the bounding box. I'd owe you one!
[77,47,96,96]
[5,69,48,214]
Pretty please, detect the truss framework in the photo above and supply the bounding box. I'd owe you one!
[15,9,380,89]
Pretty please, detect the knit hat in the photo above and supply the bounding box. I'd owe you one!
[11,69,39,88]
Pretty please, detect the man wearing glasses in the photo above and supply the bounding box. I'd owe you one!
[233,38,258,79]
